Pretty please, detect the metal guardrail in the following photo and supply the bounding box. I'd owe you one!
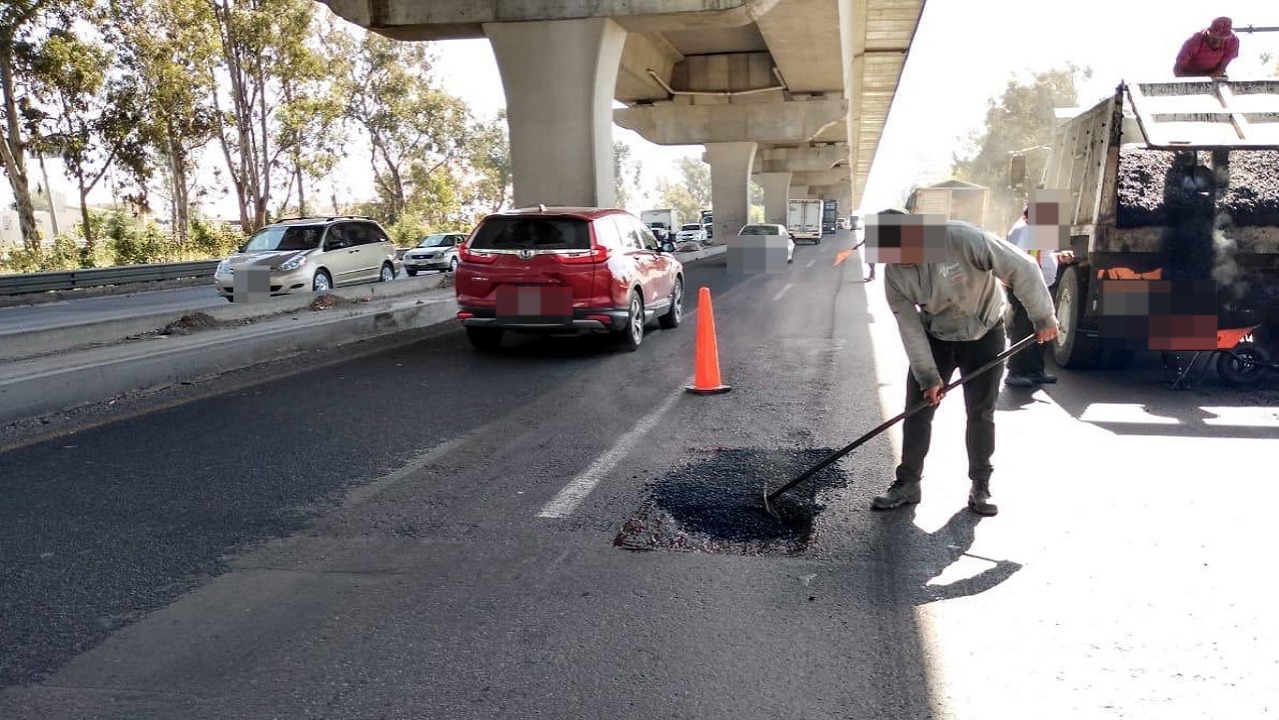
[0,244,707,296]
[0,260,221,295]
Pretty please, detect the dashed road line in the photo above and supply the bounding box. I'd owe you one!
[537,391,683,519]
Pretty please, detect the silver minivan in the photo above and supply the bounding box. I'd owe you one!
[213,217,398,301]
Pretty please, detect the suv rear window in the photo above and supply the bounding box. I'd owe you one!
[470,217,591,251]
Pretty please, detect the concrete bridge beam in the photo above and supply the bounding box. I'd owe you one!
[789,169,850,189]
[484,18,627,208]
[754,145,847,174]
[614,98,848,146]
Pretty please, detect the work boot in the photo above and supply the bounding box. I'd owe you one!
[872,479,921,510]
[1004,373,1036,388]
[968,479,998,516]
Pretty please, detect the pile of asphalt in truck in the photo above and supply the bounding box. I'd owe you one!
[1117,148,1279,228]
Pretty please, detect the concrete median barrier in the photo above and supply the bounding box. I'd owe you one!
[0,273,454,362]
[0,290,459,426]
[0,247,725,426]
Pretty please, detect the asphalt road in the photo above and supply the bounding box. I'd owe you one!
[2,232,1277,719]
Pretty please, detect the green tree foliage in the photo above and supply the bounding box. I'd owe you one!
[340,31,469,228]
[656,156,711,225]
[31,21,149,259]
[464,109,511,217]
[0,0,83,251]
[951,64,1089,231]
[207,0,320,233]
[112,0,221,247]
[272,8,347,219]
[613,140,642,211]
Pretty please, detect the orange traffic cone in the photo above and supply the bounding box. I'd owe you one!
[686,286,732,395]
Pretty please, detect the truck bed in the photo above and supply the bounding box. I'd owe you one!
[1116,147,1279,228]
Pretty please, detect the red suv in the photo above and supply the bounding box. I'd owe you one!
[454,206,685,351]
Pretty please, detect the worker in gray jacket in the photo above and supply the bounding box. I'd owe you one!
[870,210,1059,516]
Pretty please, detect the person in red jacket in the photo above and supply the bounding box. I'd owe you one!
[1174,17,1240,78]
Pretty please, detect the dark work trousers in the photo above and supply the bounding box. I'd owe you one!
[896,321,1007,486]
[1006,284,1054,377]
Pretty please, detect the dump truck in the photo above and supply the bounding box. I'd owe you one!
[1025,78,1279,373]
[906,180,990,227]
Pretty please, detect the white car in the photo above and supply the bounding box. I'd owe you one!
[738,223,794,264]
[402,232,466,275]
[675,223,708,244]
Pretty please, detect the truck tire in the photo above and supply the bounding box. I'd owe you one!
[1052,265,1097,368]
[1053,265,1133,370]
[1217,343,1270,386]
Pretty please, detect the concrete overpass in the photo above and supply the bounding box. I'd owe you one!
[319,0,926,238]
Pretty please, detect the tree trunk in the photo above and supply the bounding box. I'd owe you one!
[255,61,270,228]
[168,130,193,246]
[37,152,60,238]
[211,0,255,232]
[0,53,41,251]
[78,183,93,258]
[295,157,307,217]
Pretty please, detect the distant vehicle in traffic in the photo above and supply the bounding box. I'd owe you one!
[402,232,466,275]
[675,223,708,245]
[787,199,823,244]
[454,206,685,352]
[213,216,397,301]
[836,217,849,230]
[737,223,794,264]
[640,209,678,243]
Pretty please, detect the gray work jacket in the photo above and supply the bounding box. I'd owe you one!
[883,220,1058,391]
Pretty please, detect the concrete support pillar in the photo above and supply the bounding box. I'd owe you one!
[838,188,854,217]
[704,142,757,243]
[753,172,792,225]
[790,185,810,200]
[484,18,627,208]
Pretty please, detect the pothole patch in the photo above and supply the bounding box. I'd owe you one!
[614,448,848,556]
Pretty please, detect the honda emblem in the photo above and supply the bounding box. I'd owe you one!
[519,249,534,260]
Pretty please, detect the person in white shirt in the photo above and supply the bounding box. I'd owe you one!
[1004,206,1075,387]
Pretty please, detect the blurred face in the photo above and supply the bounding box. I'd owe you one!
[864,212,948,266]
[1205,34,1224,49]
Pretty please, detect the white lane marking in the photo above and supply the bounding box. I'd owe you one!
[772,283,792,302]
[537,391,683,519]
[806,259,816,268]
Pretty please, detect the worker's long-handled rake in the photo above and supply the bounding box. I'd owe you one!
[762,334,1040,518]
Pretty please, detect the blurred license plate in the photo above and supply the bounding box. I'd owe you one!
[496,285,573,324]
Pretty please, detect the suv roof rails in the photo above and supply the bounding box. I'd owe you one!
[271,215,378,223]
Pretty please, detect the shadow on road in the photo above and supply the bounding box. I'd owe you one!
[868,506,1022,608]
[1017,352,1279,440]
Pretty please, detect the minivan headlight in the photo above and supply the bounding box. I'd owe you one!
[278,254,308,272]
[216,259,230,274]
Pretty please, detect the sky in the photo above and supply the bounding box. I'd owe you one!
[17,0,1279,223]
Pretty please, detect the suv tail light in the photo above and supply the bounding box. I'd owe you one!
[554,245,611,265]
[458,245,496,264]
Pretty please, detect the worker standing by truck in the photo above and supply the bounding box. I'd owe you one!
[1174,17,1239,78]
[869,209,1059,517]
[1004,205,1075,387]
